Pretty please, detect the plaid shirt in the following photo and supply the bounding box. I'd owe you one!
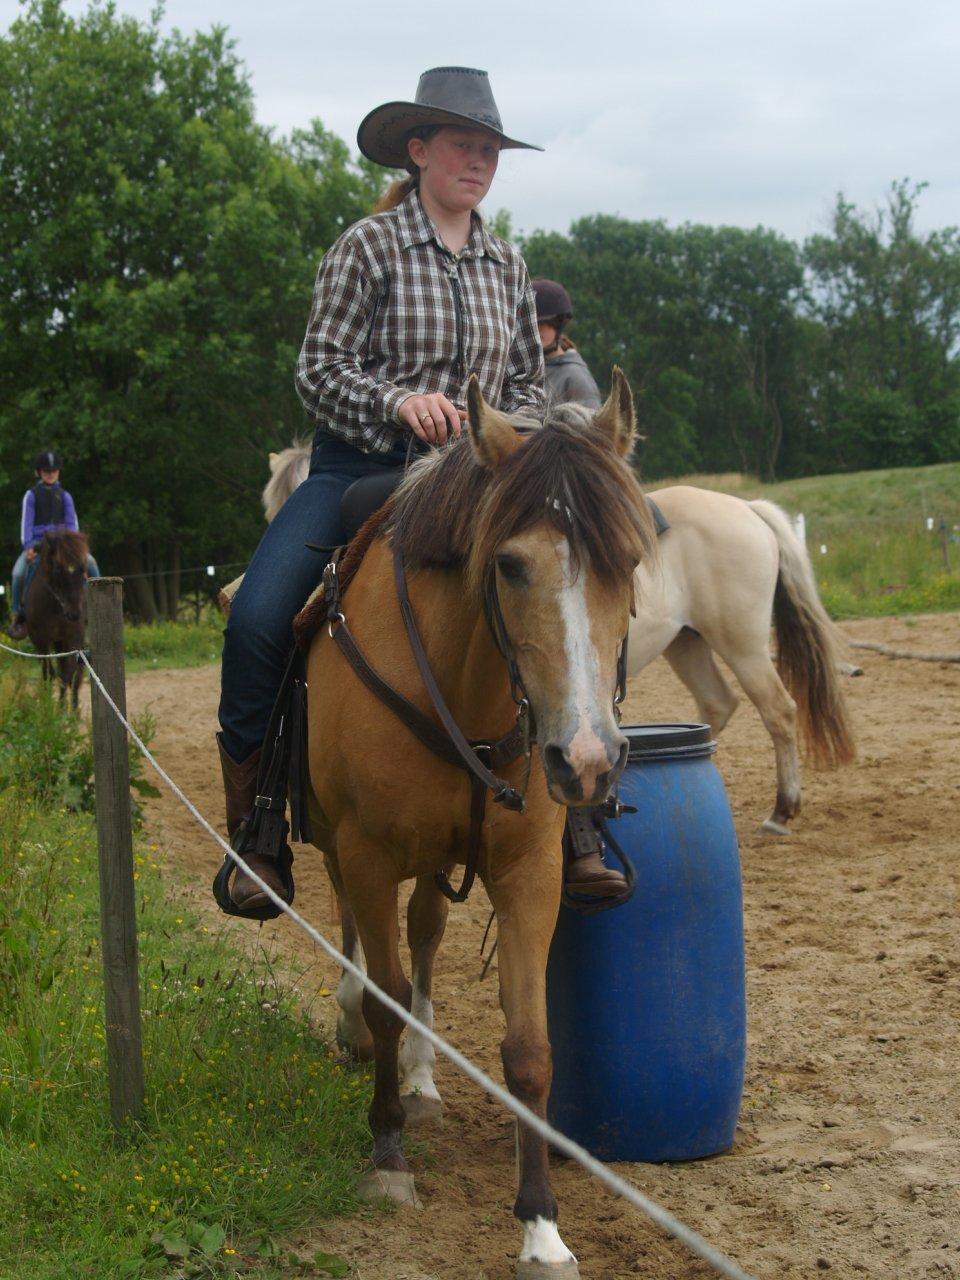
[295,190,545,453]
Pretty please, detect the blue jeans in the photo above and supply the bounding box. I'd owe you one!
[219,433,413,763]
[12,548,100,614]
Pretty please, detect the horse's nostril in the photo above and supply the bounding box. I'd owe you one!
[542,743,577,787]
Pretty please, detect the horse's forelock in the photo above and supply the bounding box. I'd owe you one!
[390,412,655,596]
[43,529,89,572]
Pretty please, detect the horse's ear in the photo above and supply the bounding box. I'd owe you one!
[594,367,636,458]
[467,375,521,469]
[268,452,279,471]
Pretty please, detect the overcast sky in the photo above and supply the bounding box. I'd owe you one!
[3,0,958,241]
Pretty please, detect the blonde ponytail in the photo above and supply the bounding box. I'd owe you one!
[372,172,418,214]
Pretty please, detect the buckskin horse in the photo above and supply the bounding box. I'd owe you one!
[25,529,89,708]
[298,372,652,1278]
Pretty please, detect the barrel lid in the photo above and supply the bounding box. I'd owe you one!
[623,723,716,761]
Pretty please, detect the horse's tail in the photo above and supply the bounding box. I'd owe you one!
[748,499,855,768]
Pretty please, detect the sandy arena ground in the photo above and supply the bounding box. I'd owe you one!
[119,613,960,1280]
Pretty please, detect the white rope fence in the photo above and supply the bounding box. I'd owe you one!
[1,636,758,1280]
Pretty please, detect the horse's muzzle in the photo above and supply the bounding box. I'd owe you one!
[542,733,628,806]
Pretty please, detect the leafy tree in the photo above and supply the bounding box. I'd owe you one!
[0,1,383,619]
[522,217,804,480]
[803,181,960,472]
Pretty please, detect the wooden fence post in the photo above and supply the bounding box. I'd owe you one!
[88,577,145,1133]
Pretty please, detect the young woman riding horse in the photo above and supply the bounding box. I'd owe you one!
[217,67,621,908]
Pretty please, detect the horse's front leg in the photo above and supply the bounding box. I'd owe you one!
[338,830,417,1207]
[62,654,81,712]
[323,852,373,1061]
[399,872,449,1126]
[487,862,579,1280]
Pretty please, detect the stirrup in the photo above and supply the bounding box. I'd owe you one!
[561,806,636,915]
[212,815,295,921]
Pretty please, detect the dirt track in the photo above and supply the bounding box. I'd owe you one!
[122,613,960,1280]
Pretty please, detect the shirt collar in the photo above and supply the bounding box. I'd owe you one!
[397,188,505,264]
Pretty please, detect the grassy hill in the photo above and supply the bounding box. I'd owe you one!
[647,461,960,618]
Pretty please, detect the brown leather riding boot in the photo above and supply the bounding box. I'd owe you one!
[217,734,290,913]
[6,614,27,641]
[564,808,628,897]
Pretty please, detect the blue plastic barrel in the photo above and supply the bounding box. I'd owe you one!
[546,723,745,1163]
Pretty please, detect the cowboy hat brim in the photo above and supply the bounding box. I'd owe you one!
[357,101,543,169]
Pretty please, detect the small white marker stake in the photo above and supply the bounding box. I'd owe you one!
[820,544,827,555]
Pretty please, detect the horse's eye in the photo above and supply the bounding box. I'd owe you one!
[496,554,527,585]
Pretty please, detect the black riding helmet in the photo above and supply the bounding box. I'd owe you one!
[532,279,573,322]
[34,449,62,473]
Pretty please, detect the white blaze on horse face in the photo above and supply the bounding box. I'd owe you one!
[519,1217,577,1265]
[556,538,610,795]
[398,973,441,1103]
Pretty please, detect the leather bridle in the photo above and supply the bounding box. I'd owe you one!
[323,533,629,905]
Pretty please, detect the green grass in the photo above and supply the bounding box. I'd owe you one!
[649,459,960,618]
[0,680,371,1280]
[123,617,224,673]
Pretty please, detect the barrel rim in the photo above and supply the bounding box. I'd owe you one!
[622,722,716,760]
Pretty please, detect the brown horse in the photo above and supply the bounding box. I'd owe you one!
[25,530,89,707]
[303,372,653,1278]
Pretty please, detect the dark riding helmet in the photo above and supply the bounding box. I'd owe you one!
[34,449,62,472]
[532,279,573,322]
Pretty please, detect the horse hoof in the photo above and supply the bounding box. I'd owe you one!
[402,1091,444,1128]
[358,1168,422,1209]
[760,818,792,836]
[517,1262,580,1279]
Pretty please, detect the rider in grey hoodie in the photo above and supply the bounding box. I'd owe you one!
[532,279,602,410]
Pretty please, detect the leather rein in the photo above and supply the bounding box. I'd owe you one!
[322,536,629,905]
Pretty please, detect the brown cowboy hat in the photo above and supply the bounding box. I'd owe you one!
[357,66,543,169]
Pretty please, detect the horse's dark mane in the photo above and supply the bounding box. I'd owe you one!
[389,404,655,597]
[41,529,89,573]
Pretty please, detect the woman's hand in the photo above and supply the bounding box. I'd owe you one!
[398,392,467,445]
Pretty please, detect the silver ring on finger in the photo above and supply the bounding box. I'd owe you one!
[418,412,433,423]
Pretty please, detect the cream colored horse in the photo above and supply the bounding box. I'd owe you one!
[301,374,653,1279]
[630,487,854,833]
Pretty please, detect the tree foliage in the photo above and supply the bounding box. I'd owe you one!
[2,5,959,626]
[0,0,383,619]
[522,184,960,482]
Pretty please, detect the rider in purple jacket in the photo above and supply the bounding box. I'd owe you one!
[7,450,99,639]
